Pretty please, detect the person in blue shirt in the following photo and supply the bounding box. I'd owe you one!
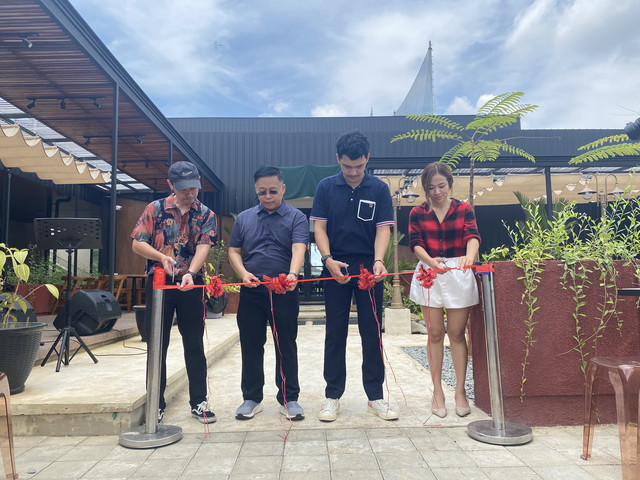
[310,131,398,422]
[229,166,309,421]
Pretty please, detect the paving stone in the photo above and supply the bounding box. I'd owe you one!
[231,455,282,474]
[330,452,378,471]
[129,457,189,478]
[283,440,328,456]
[281,454,330,472]
[239,441,285,456]
[330,470,383,480]
[430,467,490,480]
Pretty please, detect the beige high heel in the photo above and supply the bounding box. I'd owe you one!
[455,405,471,417]
[455,396,471,417]
[431,398,447,418]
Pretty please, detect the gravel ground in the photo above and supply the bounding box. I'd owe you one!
[402,346,475,401]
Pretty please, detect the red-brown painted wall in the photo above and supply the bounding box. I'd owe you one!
[470,260,640,426]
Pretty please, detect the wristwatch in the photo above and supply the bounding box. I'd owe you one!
[186,270,198,277]
[321,254,333,266]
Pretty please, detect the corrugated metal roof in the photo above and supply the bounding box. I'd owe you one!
[170,116,638,215]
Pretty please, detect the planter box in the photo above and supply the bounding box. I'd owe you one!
[470,260,640,426]
[16,284,55,315]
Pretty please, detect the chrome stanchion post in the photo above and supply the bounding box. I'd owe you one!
[467,269,533,445]
[119,284,183,448]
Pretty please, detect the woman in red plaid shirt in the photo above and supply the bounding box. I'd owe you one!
[408,162,480,419]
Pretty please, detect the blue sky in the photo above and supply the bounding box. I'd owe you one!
[69,0,640,129]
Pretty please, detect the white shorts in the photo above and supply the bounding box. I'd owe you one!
[409,258,479,309]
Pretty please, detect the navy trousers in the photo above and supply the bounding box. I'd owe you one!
[145,275,207,410]
[236,285,300,405]
[323,257,385,401]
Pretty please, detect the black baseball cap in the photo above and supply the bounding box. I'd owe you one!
[168,161,201,190]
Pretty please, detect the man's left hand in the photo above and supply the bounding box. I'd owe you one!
[179,272,195,291]
[285,273,298,292]
[372,261,387,282]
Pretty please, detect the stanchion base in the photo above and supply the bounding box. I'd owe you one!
[467,420,533,446]
[119,424,183,449]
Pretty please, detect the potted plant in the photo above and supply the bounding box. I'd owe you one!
[470,197,640,426]
[203,239,243,315]
[0,244,58,393]
[6,253,66,314]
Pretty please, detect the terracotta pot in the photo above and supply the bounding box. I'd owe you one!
[469,260,640,426]
[16,284,54,315]
[225,291,240,314]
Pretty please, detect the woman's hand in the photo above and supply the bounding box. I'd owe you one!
[427,256,446,273]
[457,255,475,270]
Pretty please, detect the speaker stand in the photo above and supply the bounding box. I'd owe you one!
[40,247,99,372]
[34,218,102,372]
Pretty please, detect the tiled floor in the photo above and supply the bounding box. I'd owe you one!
[4,319,624,479]
[10,424,623,479]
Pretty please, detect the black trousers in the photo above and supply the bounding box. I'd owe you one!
[145,275,207,410]
[236,285,300,405]
[323,257,385,401]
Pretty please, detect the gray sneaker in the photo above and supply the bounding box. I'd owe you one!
[280,401,305,421]
[235,400,263,420]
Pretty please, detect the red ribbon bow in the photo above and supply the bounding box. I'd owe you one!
[416,265,437,289]
[357,265,376,290]
[264,273,292,294]
[153,266,166,289]
[205,275,225,297]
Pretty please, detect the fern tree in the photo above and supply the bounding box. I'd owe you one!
[391,92,538,205]
[570,134,640,165]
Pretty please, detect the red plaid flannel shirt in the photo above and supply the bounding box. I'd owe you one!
[408,199,481,258]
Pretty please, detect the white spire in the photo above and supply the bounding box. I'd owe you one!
[396,41,434,115]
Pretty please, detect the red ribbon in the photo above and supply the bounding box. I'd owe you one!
[416,265,437,289]
[205,275,225,297]
[264,273,292,294]
[153,266,166,289]
[357,265,376,290]
[474,263,494,273]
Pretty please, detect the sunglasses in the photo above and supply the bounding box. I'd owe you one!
[256,189,281,196]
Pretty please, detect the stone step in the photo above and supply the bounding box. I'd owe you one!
[11,316,239,436]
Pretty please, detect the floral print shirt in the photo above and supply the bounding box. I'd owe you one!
[131,195,217,275]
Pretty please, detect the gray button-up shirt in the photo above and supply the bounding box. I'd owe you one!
[229,200,309,278]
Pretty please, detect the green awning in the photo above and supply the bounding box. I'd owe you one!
[278,164,339,200]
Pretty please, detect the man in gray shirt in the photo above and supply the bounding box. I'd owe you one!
[229,166,309,420]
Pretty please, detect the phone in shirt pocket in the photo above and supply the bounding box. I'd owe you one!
[357,199,376,221]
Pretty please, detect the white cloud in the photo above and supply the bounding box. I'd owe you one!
[499,0,640,128]
[445,97,475,115]
[71,0,237,97]
[311,104,348,117]
[69,0,640,127]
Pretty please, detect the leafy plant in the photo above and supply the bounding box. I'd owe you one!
[487,196,640,400]
[1,244,59,328]
[570,133,640,164]
[391,92,538,204]
[3,252,67,285]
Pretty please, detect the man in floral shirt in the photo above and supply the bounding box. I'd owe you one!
[131,161,217,424]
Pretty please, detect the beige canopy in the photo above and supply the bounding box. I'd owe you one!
[0,124,110,184]
[286,172,639,209]
[379,173,640,207]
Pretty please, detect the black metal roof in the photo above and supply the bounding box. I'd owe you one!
[170,115,637,215]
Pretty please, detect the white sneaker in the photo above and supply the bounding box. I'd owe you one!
[319,398,340,422]
[368,399,398,420]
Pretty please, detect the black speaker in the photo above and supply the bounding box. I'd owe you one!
[54,289,121,335]
[0,293,37,324]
